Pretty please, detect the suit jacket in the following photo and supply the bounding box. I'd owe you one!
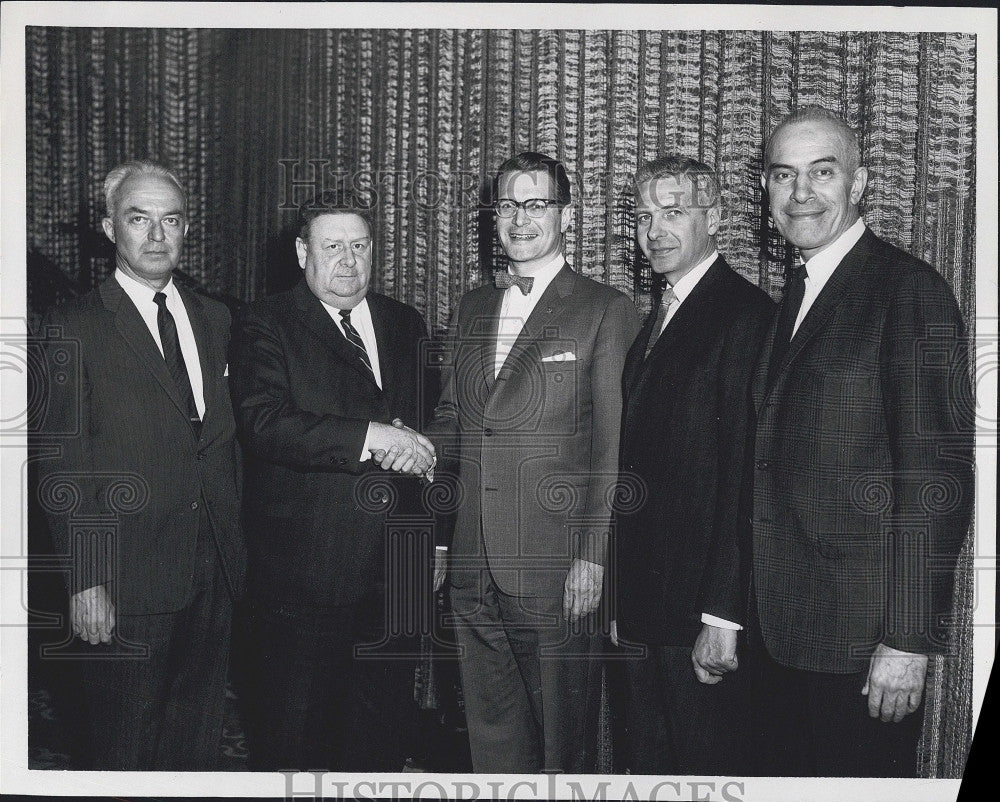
[36,275,247,615]
[428,265,640,598]
[616,257,774,646]
[229,280,430,610]
[751,229,974,673]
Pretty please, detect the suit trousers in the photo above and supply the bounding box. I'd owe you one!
[78,503,233,770]
[449,574,602,773]
[246,585,419,772]
[623,642,749,775]
[746,639,923,777]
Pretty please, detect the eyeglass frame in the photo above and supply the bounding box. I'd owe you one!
[493,198,563,219]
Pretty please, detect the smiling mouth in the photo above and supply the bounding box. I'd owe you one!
[508,232,537,240]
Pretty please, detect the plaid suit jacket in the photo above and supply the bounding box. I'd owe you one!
[750,229,974,673]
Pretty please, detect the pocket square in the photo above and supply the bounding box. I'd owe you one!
[223,363,229,377]
[541,351,576,363]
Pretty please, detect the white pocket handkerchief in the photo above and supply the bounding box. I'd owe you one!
[223,363,229,377]
[541,351,576,363]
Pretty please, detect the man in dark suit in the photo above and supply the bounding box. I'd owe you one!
[428,152,640,773]
[751,106,974,776]
[35,160,247,769]
[614,156,774,774]
[229,195,435,771]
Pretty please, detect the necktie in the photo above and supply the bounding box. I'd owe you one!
[152,292,200,432]
[494,270,534,296]
[766,264,808,389]
[339,309,376,381]
[644,286,677,359]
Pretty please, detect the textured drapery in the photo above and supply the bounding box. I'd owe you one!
[25,28,978,777]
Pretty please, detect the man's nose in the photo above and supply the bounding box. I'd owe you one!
[148,220,166,241]
[513,203,530,226]
[339,248,356,267]
[647,213,667,240]
[791,174,814,203]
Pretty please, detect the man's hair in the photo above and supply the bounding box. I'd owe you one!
[298,189,375,242]
[495,151,572,207]
[104,160,186,218]
[764,105,862,171]
[633,155,722,209]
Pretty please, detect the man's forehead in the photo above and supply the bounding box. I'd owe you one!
[768,120,850,161]
[498,169,554,196]
[309,212,371,238]
[114,175,186,210]
[636,175,710,209]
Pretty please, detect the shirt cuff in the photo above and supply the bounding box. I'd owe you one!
[435,545,448,551]
[701,613,742,630]
[360,422,374,462]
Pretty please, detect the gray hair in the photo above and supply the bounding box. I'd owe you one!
[764,106,862,171]
[634,155,722,210]
[103,160,186,218]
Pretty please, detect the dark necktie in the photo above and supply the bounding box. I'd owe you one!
[339,309,376,382]
[766,264,808,389]
[152,292,200,431]
[494,270,534,296]
[644,286,677,359]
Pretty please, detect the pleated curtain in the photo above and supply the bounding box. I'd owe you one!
[25,27,978,778]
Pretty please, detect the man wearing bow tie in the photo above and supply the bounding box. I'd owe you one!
[750,107,974,776]
[428,152,640,772]
[230,194,434,770]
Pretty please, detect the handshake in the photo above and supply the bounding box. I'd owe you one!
[368,418,436,478]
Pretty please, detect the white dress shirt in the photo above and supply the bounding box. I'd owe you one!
[320,297,384,461]
[655,250,719,338]
[792,218,866,337]
[115,269,205,418]
[495,253,566,378]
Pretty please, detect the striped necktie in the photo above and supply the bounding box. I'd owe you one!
[339,308,376,381]
[153,291,201,434]
[644,286,677,359]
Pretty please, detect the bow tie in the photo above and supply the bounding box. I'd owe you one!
[494,270,534,296]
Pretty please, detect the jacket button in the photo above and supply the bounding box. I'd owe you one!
[755,459,768,470]
[483,428,493,437]
[196,452,205,461]
[191,501,199,510]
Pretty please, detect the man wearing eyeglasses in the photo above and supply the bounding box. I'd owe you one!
[428,151,640,773]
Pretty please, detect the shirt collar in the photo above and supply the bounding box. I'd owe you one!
[321,295,371,324]
[507,253,565,298]
[115,267,176,306]
[668,250,718,303]
[801,218,866,280]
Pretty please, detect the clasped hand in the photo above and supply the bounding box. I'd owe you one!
[369,418,435,476]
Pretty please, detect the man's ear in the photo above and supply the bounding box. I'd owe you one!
[706,204,722,237]
[295,237,307,269]
[850,166,869,205]
[101,217,115,244]
[560,204,572,234]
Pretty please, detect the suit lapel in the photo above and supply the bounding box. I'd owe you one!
[101,276,191,422]
[495,264,574,385]
[757,229,876,408]
[178,286,213,424]
[368,293,396,399]
[478,288,504,391]
[292,280,381,390]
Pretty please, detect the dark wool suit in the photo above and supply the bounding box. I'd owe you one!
[36,275,247,769]
[615,257,774,774]
[749,229,974,776]
[429,264,640,773]
[230,280,430,771]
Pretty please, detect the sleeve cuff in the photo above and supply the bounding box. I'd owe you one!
[360,421,374,462]
[701,613,742,630]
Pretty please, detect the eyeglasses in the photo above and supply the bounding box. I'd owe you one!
[493,198,561,218]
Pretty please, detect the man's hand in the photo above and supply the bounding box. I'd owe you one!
[563,558,604,622]
[368,418,435,475]
[433,548,448,592]
[691,623,739,685]
[862,643,928,722]
[70,585,115,644]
